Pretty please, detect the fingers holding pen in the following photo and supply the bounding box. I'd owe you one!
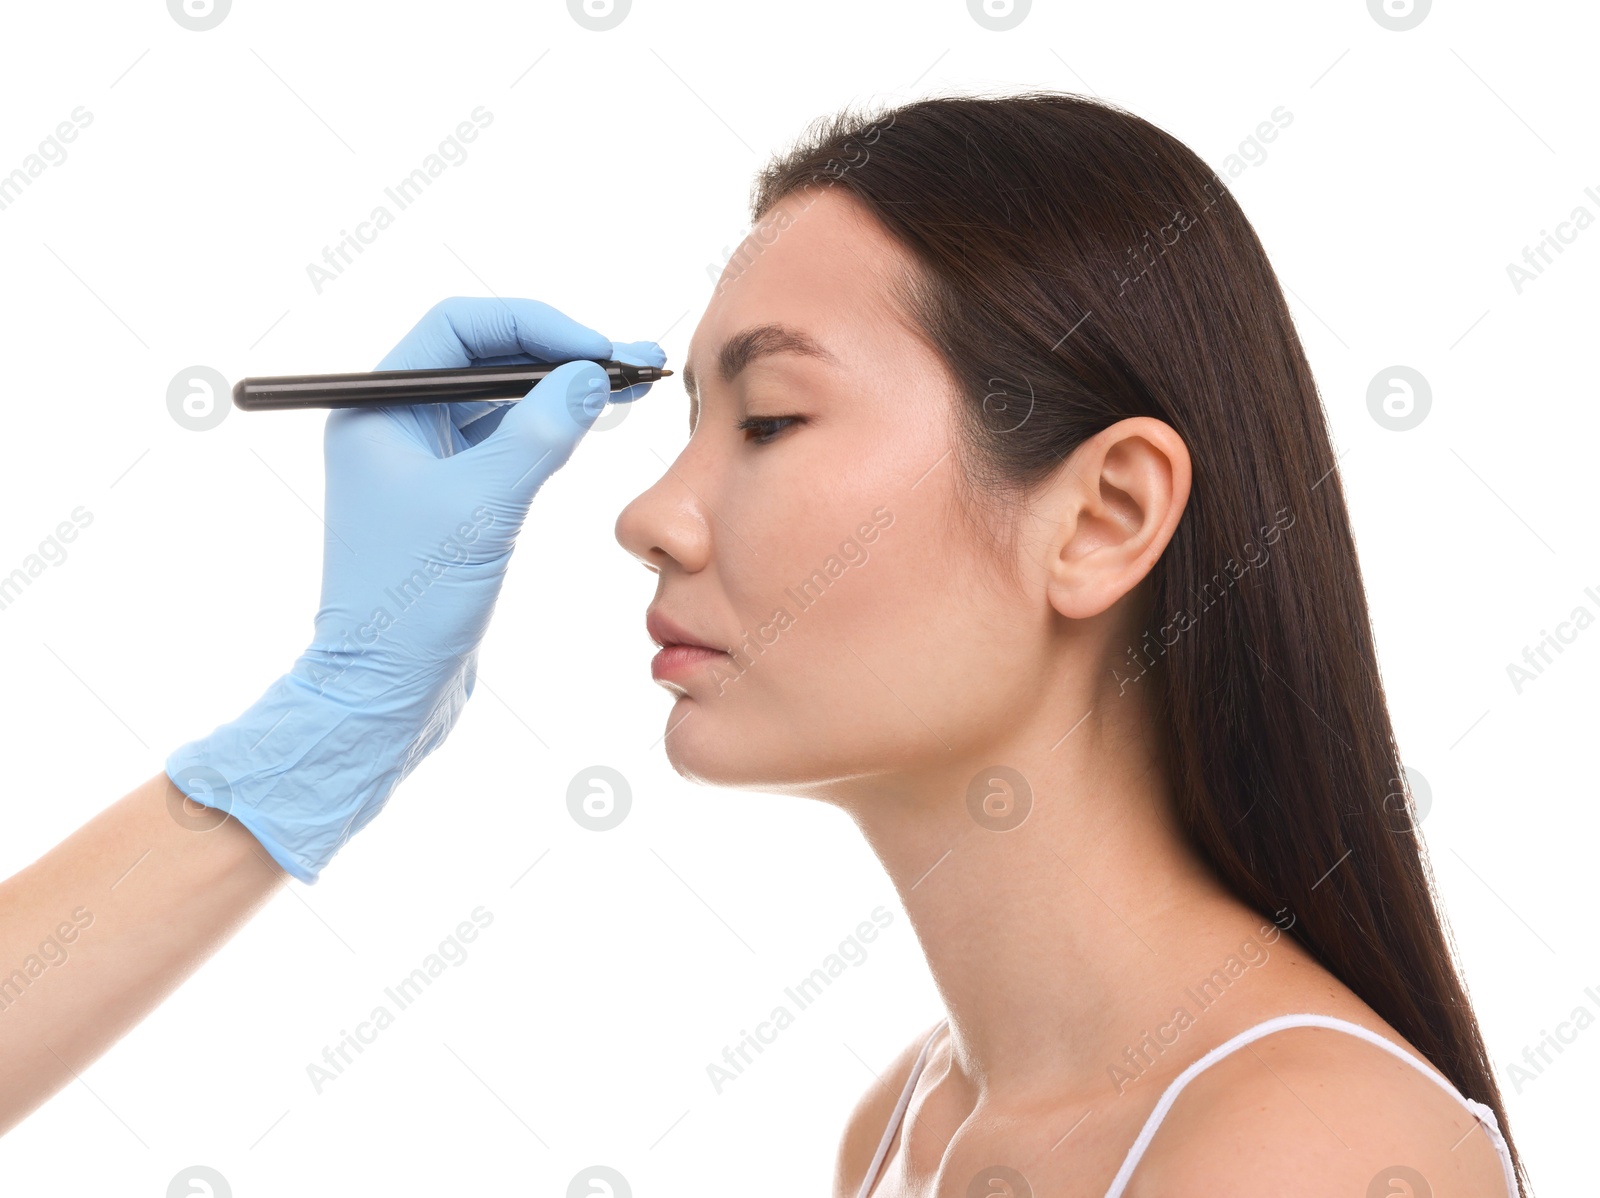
[447,337,669,449]
[457,359,614,500]
[607,338,670,403]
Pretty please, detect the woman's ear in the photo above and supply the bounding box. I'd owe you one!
[1041,417,1191,620]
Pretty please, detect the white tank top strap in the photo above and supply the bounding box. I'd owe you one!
[1101,1012,1518,1198]
[855,1017,949,1198]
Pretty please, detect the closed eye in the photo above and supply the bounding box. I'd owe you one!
[736,415,803,445]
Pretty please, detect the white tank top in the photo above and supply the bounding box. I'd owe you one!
[854,1012,1518,1198]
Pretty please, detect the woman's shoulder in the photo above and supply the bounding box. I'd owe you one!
[1123,1012,1513,1198]
[832,1017,947,1198]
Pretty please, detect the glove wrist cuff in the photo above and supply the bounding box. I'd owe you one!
[164,663,472,883]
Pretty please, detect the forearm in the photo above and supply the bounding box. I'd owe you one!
[0,769,285,1134]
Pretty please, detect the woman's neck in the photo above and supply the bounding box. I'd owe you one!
[841,697,1269,1098]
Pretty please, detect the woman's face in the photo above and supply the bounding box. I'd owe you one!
[615,187,1061,801]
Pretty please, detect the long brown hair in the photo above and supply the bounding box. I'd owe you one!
[750,91,1527,1193]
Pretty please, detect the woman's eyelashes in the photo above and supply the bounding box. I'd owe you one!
[736,415,803,445]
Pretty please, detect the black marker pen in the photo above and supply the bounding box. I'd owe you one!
[232,360,673,412]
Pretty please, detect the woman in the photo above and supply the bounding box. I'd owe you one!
[2,91,1527,1194]
[614,93,1527,1196]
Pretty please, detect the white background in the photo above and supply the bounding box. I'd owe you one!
[0,1,1594,1194]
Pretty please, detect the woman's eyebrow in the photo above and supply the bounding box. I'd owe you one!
[682,322,838,408]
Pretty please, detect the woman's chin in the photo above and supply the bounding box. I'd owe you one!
[662,725,773,791]
[665,743,742,789]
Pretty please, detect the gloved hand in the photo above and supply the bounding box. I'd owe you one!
[165,296,665,883]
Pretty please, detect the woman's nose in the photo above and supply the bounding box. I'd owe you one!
[614,461,713,574]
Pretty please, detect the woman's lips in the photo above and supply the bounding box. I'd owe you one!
[650,643,729,682]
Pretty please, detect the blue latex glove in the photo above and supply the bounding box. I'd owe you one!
[165,297,665,883]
